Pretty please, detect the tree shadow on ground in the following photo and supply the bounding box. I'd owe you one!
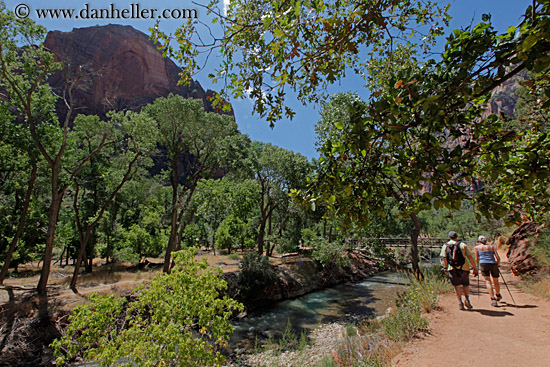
[0,291,64,367]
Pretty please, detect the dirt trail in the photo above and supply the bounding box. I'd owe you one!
[393,251,550,367]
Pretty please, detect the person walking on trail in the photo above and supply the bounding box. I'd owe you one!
[475,235,502,307]
[441,231,479,310]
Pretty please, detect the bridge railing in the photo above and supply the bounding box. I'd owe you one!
[348,237,453,249]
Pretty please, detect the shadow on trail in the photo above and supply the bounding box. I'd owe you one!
[499,302,537,309]
[469,308,515,317]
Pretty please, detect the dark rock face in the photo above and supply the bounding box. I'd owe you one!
[487,75,523,119]
[223,250,380,311]
[43,24,225,121]
[506,221,541,275]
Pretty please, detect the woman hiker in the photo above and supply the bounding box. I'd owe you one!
[474,235,502,307]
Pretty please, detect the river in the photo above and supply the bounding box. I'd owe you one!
[230,270,410,348]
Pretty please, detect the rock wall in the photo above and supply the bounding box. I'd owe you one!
[43,24,230,122]
[487,73,523,119]
[223,250,381,311]
[506,221,542,275]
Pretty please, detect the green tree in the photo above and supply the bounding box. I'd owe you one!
[194,177,259,252]
[105,176,170,263]
[298,3,550,275]
[0,5,125,295]
[249,143,312,255]
[0,106,41,283]
[142,94,242,272]
[52,248,244,366]
[67,112,156,292]
[215,214,245,254]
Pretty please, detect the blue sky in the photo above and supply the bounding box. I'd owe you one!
[4,0,532,159]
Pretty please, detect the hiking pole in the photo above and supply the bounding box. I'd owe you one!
[498,267,517,307]
[477,261,480,298]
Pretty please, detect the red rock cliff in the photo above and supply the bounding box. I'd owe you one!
[44,24,226,120]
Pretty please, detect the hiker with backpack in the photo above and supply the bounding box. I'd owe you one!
[474,235,502,307]
[440,231,479,310]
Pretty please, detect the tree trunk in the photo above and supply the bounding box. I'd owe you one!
[257,219,266,255]
[70,228,93,292]
[0,162,37,284]
[164,156,180,273]
[37,190,64,296]
[84,230,95,273]
[410,213,423,280]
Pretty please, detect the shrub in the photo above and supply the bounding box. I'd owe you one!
[300,228,317,243]
[52,248,243,366]
[380,284,430,342]
[279,319,299,351]
[311,237,350,269]
[228,253,241,260]
[276,237,297,254]
[237,252,278,296]
[531,228,550,267]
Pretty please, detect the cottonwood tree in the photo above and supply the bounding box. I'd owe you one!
[248,143,311,255]
[67,112,156,293]
[105,175,170,263]
[0,6,120,295]
[0,106,40,283]
[193,177,259,253]
[142,95,243,272]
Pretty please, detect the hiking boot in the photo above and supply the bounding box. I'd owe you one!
[496,294,502,301]
[458,301,465,310]
[491,298,498,307]
[464,298,473,310]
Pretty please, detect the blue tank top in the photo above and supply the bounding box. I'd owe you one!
[478,250,496,264]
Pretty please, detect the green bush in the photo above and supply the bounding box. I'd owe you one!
[316,356,337,367]
[52,248,243,366]
[300,228,317,243]
[279,319,299,351]
[237,252,278,296]
[228,253,241,260]
[531,228,550,267]
[311,237,350,269]
[215,214,245,254]
[276,237,297,254]
[381,287,429,342]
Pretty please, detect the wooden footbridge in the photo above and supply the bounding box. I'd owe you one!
[348,237,450,249]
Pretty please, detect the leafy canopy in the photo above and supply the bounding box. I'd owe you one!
[298,1,550,226]
[151,0,450,124]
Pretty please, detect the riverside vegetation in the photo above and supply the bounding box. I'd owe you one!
[517,226,550,299]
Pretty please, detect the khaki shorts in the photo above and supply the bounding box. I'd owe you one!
[448,269,470,286]
[480,263,499,278]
